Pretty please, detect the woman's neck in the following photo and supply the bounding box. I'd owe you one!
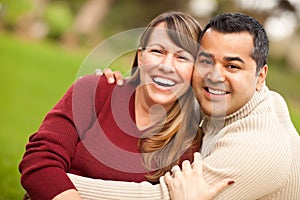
[134,88,171,130]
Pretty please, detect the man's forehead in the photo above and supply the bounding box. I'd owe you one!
[199,30,254,58]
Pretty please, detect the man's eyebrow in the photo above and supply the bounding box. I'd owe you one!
[225,56,245,63]
[198,51,213,58]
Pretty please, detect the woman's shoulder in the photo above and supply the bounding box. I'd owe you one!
[73,74,117,93]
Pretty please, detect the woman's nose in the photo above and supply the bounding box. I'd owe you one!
[158,53,175,72]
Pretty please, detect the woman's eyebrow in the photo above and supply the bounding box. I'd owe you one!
[147,43,164,48]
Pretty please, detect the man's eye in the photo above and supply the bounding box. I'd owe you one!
[227,65,240,69]
[199,59,213,65]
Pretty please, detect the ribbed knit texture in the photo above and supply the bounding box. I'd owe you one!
[198,85,300,199]
[68,85,300,200]
[68,174,169,200]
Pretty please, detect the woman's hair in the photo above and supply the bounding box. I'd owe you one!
[130,11,202,182]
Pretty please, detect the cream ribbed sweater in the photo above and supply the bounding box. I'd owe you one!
[68,85,300,200]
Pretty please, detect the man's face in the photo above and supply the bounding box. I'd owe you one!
[193,29,267,117]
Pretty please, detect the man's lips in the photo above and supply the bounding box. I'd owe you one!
[204,86,229,96]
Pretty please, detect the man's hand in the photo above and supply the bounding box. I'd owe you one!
[95,68,124,86]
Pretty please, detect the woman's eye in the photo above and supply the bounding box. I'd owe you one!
[178,55,188,60]
[177,53,194,62]
[150,49,163,54]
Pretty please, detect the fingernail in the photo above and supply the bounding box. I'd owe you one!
[95,69,103,76]
[108,77,115,83]
[228,180,235,185]
[117,80,123,86]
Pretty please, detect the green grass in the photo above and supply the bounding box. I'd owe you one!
[0,33,299,199]
[0,33,86,199]
[267,59,300,131]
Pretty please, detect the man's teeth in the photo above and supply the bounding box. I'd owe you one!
[208,88,226,95]
[153,77,175,87]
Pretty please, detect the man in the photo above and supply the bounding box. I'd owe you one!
[69,13,300,199]
[165,12,300,199]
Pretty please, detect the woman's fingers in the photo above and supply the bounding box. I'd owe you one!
[192,152,203,174]
[209,178,235,198]
[171,165,181,177]
[164,154,235,200]
[182,160,192,174]
[164,172,172,185]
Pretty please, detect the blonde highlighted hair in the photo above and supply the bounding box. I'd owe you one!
[130,11,202,182]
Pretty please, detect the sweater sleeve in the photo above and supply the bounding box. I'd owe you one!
[19,75,101,200]
[201,121,292,199]
[68,173,170,200]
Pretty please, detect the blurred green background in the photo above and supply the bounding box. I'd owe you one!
[1,0,299,199]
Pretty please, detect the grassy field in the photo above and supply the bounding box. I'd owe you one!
[0,33,299,199]
[0,33,86,199]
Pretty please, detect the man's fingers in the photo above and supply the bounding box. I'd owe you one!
[95,68,103,76]
[103,68,115,84]
[209,178,235,198]
[114,71,124,86]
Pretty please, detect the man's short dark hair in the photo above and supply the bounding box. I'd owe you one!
[199,13,269,74]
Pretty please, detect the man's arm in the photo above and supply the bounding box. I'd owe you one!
[68,173,170,200]
[201,126,291,199]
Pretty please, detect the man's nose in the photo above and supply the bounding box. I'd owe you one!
[207,64,225,82]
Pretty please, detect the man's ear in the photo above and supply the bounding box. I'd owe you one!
[256,65,268,91]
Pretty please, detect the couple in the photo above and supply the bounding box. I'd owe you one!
[19,11,300,200]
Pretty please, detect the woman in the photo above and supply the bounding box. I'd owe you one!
[19,11,203,200]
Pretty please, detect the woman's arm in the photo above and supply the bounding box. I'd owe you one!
[19,76,101,200]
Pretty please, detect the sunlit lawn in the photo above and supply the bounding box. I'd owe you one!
[0,33,86,199]
[0,32,299,199]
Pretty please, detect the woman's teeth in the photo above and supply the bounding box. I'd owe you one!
[153,77,175,87]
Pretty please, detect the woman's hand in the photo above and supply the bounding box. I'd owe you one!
[52,189,82,200]
[164,152,234,200]
[95,68,124,86]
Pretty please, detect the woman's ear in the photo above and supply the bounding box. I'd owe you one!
[256,65,268,91]
[137,48,143,67]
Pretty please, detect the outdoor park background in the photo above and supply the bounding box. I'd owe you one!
[0,0,300,199]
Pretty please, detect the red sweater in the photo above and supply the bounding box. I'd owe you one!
[19,75,198,200]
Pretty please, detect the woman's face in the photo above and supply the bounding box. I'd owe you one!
[137,22,195,108]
